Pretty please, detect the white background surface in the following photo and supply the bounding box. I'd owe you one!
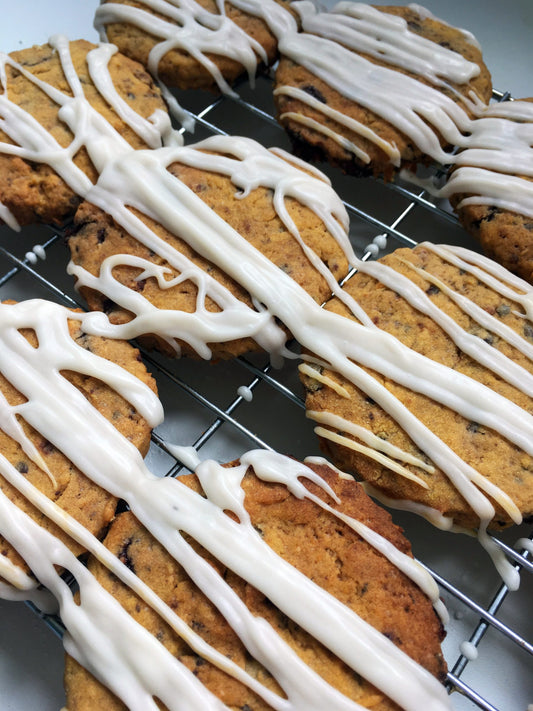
[0,1,532,710]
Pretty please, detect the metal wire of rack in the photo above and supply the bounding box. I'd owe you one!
[0,72,531,711]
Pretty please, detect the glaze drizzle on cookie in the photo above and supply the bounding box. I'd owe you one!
[275,4,533,217]
[1,37,531,583]
[95,0,297,125]
[0,301,450,710]
[94,1,533,217]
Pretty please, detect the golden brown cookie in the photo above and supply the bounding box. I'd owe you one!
[274,4,492,179]
[453,197,533,284]
[300,244,533,531]
[449,99,533,283]
[67,143,352,360]
[0,301,157,579]
[0,39,168,227]
[97,0,293,92]
[64,458,447,710]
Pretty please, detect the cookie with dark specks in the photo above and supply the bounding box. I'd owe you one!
[274,4,492,180]
[0,39,167,227]
[0,303,157,579]
[449,99,533,284]
[98,0,294,92]
[300,245,533,531]
[64,458,447,710]
[67,149,351,360]
[453,197,533,284]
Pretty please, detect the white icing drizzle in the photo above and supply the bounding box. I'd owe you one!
[69,250,289,361]
[459,641,479,661]
[274,85,400,165]
[0,300,163,430]
[0,306,452,710]
[397,256,533,364]
[94,0,533,224]
[361,481,455,531]
[273,5,533,220]
[429,100,533,219]
[86,41,178,150]
[25,244,47,264]
[306,409,436,474]
[237,384,253,402]
[407,4,482,50]
[279,108,372,164]
[0,484,230,711]
[0,203,20,230]
[442,167,533,220]
[315,2,480,85]
[0,554,38,592]
[240,450,448,624]
[165,442,202,470]
[313,425,430,489]
[275,2,478,161]
[358,254,533,398]
[364,233,388,257]
[424,243,533,319]
[94,0,295,95]
[167,135,351,244]
[299,363,351,398]
[0,387,57,488]
[0,35,178,214]
[304,454,354,480]
[515,537,533,555]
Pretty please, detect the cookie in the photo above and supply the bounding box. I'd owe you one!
[64,454,447,710]
[274,3,492,179]
[67,135,353,360]
[300,243,533,534]
[0,38,169,228]
[0,299,158,581]
[445,99,533,282]
[95,0,295,94]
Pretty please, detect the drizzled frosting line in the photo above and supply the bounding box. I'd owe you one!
[274,5,533,220]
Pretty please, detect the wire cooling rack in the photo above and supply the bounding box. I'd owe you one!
[0,75,531,711]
